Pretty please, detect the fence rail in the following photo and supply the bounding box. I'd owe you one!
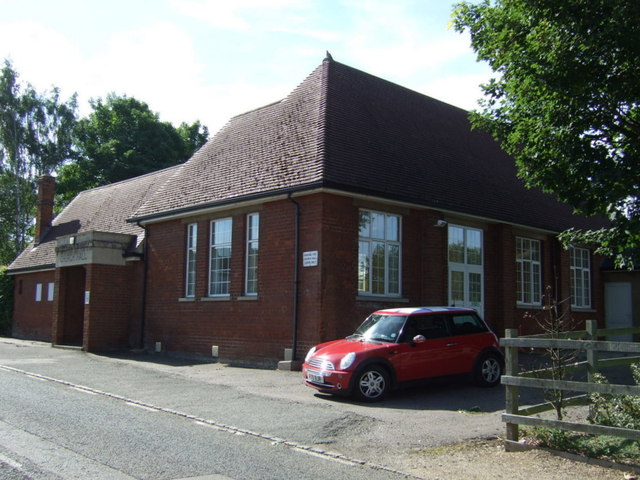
[502,320,640,450]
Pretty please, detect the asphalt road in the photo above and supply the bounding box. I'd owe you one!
[0,338,521,479]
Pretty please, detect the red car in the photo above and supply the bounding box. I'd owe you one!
[302,307,503,402]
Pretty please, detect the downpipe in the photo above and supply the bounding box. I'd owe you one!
[288,193,300,361]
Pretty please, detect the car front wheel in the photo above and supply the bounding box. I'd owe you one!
[353,366,390,402]
[474,353,502,387]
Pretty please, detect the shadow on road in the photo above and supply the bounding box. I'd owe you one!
[314,376,527,413]
[99,350,218,368]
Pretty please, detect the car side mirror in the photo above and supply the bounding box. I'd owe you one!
[412,335,426,344]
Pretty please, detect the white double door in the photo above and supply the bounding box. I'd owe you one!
[448,225,484,317]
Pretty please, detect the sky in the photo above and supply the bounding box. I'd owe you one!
[0,0,491,135]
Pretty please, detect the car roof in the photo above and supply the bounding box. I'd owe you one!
[373,306,477,315]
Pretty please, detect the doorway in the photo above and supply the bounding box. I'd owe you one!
[61,266,86,346]
[605,282,633,342]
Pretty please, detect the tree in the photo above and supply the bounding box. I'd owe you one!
[56,94,208,205]
[0,59,77,264]
[0,266,12,335]
[177,120,209,159]
[453,0,640,268]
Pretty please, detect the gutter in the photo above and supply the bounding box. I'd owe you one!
[5,264,56,275]
[128,183,324,226]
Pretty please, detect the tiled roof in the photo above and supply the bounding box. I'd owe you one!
[131,57,607,233]
[131,63,328,220]
[10,56,608,273]
[319,60,605,232]
[7,166,177,273]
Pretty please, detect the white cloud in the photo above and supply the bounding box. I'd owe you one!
[420,73,489,111]
[331,1,473,81]
[170,0,312,31]
[0,0,491,137]
[0,21,83,95]
[82,21,206,122]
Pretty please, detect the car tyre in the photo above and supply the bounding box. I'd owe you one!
[353,365,390,402]
[474,352,502,387]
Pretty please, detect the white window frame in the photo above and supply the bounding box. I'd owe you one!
[358,210,401,297]
[35,283,42,302]
[209,218,232,297]
[516,237,542,306]
[185,223,197,298]
[47,282,55,302]
[448,225,484,316]
[245,213,259,296]
[570,246,591,308]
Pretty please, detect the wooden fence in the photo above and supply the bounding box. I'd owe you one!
[501,320,640,450]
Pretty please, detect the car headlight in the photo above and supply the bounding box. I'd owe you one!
[305,346,317,362]
[340,352,356,370]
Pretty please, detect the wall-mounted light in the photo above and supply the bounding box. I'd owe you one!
[434,220,448,228]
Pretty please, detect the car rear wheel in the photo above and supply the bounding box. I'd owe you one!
[474,353,502,387]
[353,366,390,402]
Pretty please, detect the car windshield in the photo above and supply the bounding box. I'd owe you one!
[351,314,407,343]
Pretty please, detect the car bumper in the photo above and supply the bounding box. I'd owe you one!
[302,365,353,394]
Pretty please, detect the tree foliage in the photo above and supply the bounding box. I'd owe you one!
[0,265,12,335]
[0,59,77,264]
[56,94,208,205]
[453,0,640,268]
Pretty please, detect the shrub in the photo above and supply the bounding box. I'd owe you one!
[589,364,640,430]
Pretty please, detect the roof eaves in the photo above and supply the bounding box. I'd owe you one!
[127,182,326,225]
[6,263,56,275]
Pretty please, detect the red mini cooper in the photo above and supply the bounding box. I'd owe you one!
[302,307,503,402]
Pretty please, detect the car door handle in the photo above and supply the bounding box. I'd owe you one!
[446,343,458,347]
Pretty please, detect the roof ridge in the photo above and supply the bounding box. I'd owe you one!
[76,163,182,195]
[317,56,332,182]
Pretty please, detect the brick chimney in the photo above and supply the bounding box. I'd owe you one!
[35,174,55,245]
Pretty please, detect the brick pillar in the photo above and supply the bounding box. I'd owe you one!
[35,175,55,245]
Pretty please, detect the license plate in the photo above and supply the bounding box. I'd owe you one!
[307,370,324,384]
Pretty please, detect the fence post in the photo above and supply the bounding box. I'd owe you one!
[586,319,598,382]
[504,328,520,444]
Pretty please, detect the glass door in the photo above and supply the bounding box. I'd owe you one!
[448,225,484,317]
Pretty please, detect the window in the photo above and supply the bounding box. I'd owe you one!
[405,314,449,340]
[245,213,259,295]
[570,246,591,308]
[448,225,484,314]
[209,218,232,296]
[516,237,541,305]
[185,223,197,298]
[35,283,42,302]
[358,210,401,296]
[451,313,487,335]
[47,282,55,302]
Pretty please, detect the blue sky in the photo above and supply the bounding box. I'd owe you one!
[0,0,490,134]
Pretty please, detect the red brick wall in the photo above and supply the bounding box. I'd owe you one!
[144,199,303,365]
[141,191,605,364]
[84,263,136,352]
[12,270,56,341]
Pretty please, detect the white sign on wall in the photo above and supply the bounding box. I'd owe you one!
[303,250,318,267]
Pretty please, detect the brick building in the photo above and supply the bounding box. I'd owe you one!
[7,56,610,366]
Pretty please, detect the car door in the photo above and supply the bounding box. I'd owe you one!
[393,314,460,382]
[445,313,491,374]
